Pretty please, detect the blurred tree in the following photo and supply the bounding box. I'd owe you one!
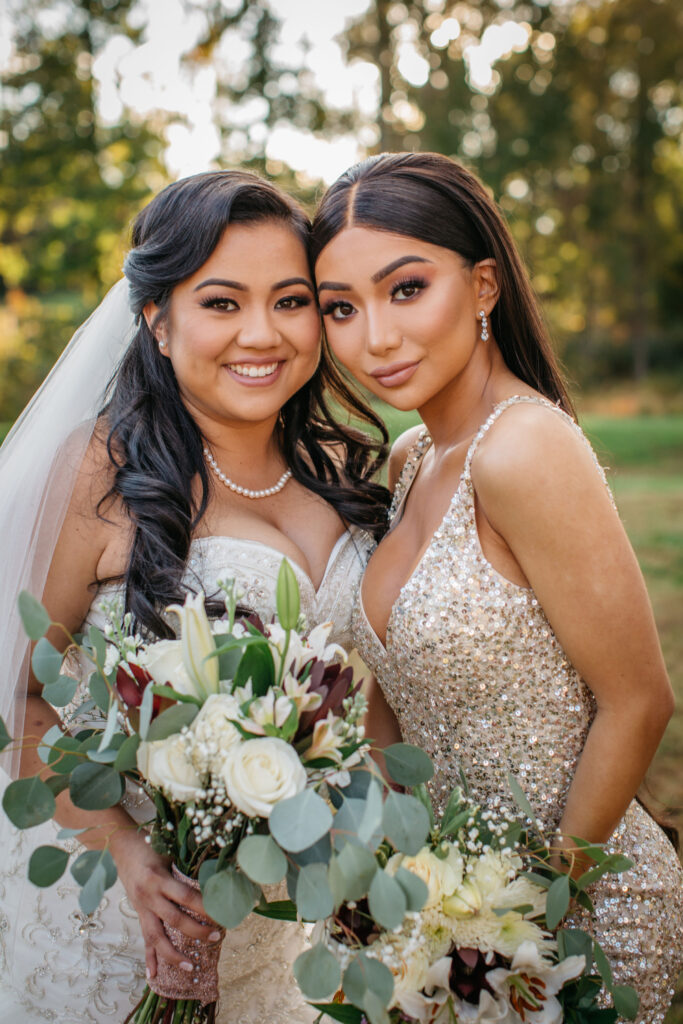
[0,0,165,422]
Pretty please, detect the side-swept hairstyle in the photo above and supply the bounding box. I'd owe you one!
[101,170,389,638]
[311,152,574,415]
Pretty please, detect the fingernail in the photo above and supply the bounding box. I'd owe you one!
[209,931,221,942]
[145,968,151,981]
[180,961,194,972]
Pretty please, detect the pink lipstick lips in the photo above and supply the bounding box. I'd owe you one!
[369,360,420,388]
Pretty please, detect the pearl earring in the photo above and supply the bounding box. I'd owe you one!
[478,310,489,342]
[158,339,166,350]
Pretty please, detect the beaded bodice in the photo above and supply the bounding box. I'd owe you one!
[354,396,604,826]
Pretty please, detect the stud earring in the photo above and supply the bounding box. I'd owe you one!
[158,339,166,350]
[478,310,489,342]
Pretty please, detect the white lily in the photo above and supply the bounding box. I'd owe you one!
[244,691,295,734]
[266,621,346,678]
[167,592,219,699]
[486,941,585,1023]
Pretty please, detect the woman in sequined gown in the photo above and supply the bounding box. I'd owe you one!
[311,152,683,1023]
[0,170,387,1022]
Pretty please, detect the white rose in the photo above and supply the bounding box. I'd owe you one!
[191,693,243,769]
[221,736,306,818]
[387,846,463,909]
[138,639,195,696]
[137,734,204,804]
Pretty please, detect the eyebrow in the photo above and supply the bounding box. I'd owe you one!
[317,255,432,293]
[193,276,313,293]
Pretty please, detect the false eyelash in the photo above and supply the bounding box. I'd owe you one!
[199,294,237,309]
[390,275,428,298]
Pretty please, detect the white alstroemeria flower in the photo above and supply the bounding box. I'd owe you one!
[137,734,204,804]
[305,622,347,664]
[221,736,306,818]
[167,592,219,698]
[443,877,483,918]
[103,645,121,676]
[301,710,345,763]
[244,691,295,734]
[138,638,195,696]
[266,621,346,678]
[281,672,323,714]
[486,941,585,1023]
[387,846,463,909]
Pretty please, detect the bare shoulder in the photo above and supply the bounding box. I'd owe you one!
[388,424,426,490]
[470,402,608,516]
[67,422,121,524]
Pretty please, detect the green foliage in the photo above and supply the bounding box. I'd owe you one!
[276,558,300,631]
[0,716,12,752]
[269,788,333,853]
[202,867,259,929]
[28,845,70,887]
[236,834,287,886]
[145,702,198,742]
[2,775,56,828]
[381,790,430,855]
[17,591,50,639]
[31,637,63,685]
[382,742,434,787]
[368,865,406,930]
[293,942,341,1001]
[69,761,124,810]
[295,862,335,921]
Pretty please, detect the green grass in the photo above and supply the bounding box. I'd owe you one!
[375,401,683,1020]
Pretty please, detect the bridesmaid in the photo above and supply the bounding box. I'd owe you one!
[311,152,683,1022]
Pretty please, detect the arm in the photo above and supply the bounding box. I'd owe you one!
[471,407,673,859]
[21,439,219,977]
[388,424,424,491]
[363,673,402,784]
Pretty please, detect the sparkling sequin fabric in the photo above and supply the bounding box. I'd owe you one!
[0,528,373,1023]
[353,396,683,1023]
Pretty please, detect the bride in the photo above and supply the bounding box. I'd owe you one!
[0,169,388,1022]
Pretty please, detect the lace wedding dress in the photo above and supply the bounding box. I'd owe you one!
[0,528,373,1023]
[353,397,683,1024]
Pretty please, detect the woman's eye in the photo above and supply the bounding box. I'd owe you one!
[200,296,238,311]
[390,277,427,302]
[276,295,311,310]
[321,300,356,321]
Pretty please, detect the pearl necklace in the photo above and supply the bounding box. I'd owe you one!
[203,446,292,499]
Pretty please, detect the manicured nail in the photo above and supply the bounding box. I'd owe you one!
[180,961,193,972]
[208,931,221,942]
[145,968,151,980]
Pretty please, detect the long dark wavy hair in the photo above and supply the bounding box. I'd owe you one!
[100,170,389,639]
[311,152,575,417]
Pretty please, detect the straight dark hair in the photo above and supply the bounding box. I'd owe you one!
[100,170,389,638]
[311,152,575,416]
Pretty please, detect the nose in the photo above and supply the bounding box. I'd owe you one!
[365,307,402,356]
[235,307,280,350]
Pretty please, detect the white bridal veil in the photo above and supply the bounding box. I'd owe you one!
[0,279,135,777]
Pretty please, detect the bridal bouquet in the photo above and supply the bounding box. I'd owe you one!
[288,764,640,1024]
[0,561,370,1024]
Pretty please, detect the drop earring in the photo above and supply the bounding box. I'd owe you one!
[478,310,489,342]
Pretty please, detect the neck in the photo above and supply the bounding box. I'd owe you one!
[418,340,511,451]
[188,404,287,484]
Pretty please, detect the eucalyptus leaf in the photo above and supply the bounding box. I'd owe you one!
[557,928,593,970]
[18,590,51,640]
[47,735,82,774]
[295,863,334,921]
[412,782,435,829]
[56,826,87,840]
[198,858,219,889]
[382,743,434,787]
[343,953,394,1009]
[79,861,107,915]
[269,789,333,853]
[507,773,538,826]
[293,942,341,1001]
[368,867,407,930]
[114,733,141,772]
[612,985,639,1020]
[335,843,377,901]
[203,867,259,929]
[138,682,154,740]
[337,768,374,800]
[37,723,64,764]
[87,733,126,763]
[290,831,332,867]
[276,558,300,631]
[0,716,11,752]
[394,866,429,912]
[97,701,120,753]
[145,702,198,742]
[28,845,70,887]
[333,797,375,851]
[236,834,287,885]
[358,779,385,846]
[71,848,117,889]
[545,873,571,930]
[363,989,391,1024]
[593,940,614,990]
[69,762,124,810]
[87,625,108,668]
[2,776,56,828]
[44,774,70,797]
[42,674,78,708]
[382,791,430,856]
[88,670,111,713]
[31,637,63,685]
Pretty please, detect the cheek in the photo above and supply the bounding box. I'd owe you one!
[325,324,363,371]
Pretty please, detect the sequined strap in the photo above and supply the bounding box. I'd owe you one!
[388,428,432,525]
[462,395,616,507]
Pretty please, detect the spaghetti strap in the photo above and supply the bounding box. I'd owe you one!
[388,428,432,526]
